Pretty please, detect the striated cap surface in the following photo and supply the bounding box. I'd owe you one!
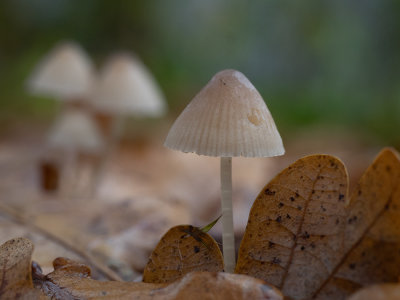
[27,41,94,100]
[165,69,284,157]
[91,53,167,117]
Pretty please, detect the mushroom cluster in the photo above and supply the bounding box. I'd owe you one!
[27,42,286,274]
[27,41,167,196]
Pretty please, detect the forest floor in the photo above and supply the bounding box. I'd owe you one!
[0,123,384,281]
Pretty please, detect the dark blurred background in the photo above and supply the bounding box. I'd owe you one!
[0,0,399,147]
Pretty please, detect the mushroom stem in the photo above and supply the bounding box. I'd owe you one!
[90,115,124,196]
[61,148,77,199]
[111,115,125,142]
[220,156,235,273]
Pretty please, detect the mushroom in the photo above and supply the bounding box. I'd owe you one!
[48,109,104,153]
[47,108,105,197]
[88,53,167,191]
[27,41,94,103]
[90,53,167,140]
[164,69,284,272]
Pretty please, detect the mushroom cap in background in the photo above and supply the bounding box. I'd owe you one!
[90,53,167,117]
[164,69,284,157]
[27,41,94,100]
[47,109,104,154]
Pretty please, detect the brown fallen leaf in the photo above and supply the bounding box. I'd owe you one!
[348,283,400,300]
[142,224,224,283]
[34,256,282,299]
[236,148,400,299]
[0,237,280,299]
[33,257,94,299]
[314,148,400,299]
[235,154,349,299]
[0,238,45,299]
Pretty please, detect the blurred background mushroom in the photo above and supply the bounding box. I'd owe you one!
[26,41,94,106]
[91,53,166,136]
[26,41,97,194]
[89,53,167,190]
[1,0,400,278]
[46,108,105,197]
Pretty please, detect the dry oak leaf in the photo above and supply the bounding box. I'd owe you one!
[39,257,282,299]
[315,148,400,299]
[348,283,400,300]
[236,154,349,299]
[143,224,224,283]
[0,237,45,299]
[236,148,400,299]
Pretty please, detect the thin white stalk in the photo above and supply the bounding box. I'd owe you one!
[61,148,77,199]
[91,115,124,196]
[111,115,125,143]
[221,157,235,273]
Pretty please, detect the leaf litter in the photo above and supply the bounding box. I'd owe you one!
[1,146,400,299]
[0,237,283,300]
[236,148,400,299]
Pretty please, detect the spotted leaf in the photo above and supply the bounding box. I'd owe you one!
[143,225,224,283]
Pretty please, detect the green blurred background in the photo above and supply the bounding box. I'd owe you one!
[0,0,399,146]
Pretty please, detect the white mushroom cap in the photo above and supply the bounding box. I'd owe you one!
[164,69,285,157]
[47,109,104,154]
[91,53,167,117]
[27,41,94,100]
